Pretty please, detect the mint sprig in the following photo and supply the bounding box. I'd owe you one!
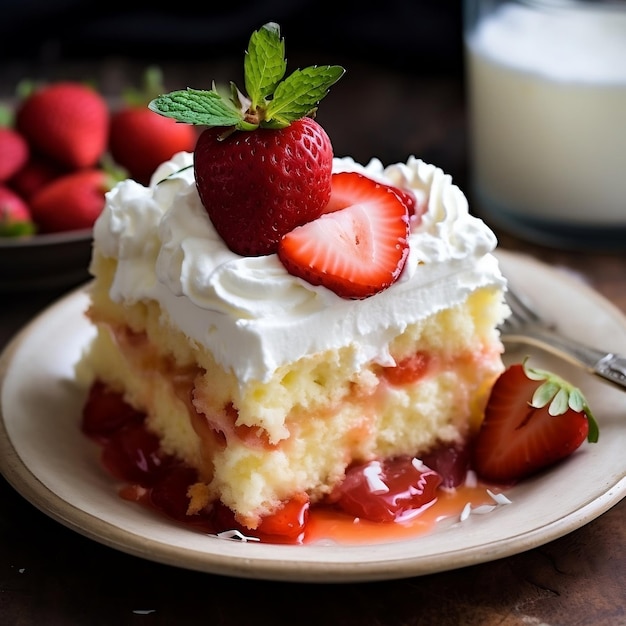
[245,21,286,109]
[148,22,345,132]
[522,358,600,443]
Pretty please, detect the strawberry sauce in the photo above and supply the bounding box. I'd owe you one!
[81,381,504,546]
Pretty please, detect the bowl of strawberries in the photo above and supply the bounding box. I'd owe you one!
[0,70,198,292]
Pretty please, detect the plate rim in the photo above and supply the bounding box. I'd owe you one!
[1,249,625,583]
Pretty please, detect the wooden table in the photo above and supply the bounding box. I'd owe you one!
[1,60,625,626]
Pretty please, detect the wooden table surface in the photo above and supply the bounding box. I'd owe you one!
[1,59,625,626]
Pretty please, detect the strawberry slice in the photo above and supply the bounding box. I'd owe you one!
[472,360,599,484]
[277,172,410,299]
[325,170,418,217]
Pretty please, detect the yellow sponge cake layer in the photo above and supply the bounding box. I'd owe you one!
[85,254,506,528]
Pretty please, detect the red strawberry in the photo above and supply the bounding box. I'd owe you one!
[149,22,344,257]
[194,118,333,255]
[9,154,64,201]
[277,172,410,299]
[16,81,109,170]
[0,185,35,236]
[326,171,418,218]
[472,360,599,484]
[109,67,197,185]
[29,169,111,233]
[0,126,29,182]
[110,107,197,185]
[394,188,419,218]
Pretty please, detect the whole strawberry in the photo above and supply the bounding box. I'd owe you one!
[0,185,35,237]
[149,22,344,256]
[109,67,198,185]
[29,169,113,233]
[8,154,64,201]
[0,126,29,183]
[16,82,109,170]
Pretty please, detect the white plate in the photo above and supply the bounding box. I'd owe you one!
[1,249,625,583]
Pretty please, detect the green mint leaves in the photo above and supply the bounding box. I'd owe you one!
[264,66,345,127]
[149,89,246,128]
[523,359,600,443]
[245,21,286,110]
[148,22,345,131]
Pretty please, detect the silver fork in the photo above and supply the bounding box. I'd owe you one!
[500,284,626,390]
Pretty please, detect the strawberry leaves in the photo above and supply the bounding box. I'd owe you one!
[148,22,345,131]
[523,359,599,443]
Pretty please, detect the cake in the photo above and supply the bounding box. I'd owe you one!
[77,22,509,538]
[80,149,508,533]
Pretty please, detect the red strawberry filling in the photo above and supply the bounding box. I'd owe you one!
[82,381,455,542]
[331,457,442,523]
[81,377,479,543]
[80,353,598,545]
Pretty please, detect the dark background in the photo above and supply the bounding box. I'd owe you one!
[0,1,464,78]
[0,1,467,182]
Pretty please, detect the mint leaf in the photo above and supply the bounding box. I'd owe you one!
[148,23,344,132]
[245,22,286,110]
[264,65,345,126]
[149,89,244,127]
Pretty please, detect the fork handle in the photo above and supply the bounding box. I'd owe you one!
[502,327,626,391]
[594,353,626,390]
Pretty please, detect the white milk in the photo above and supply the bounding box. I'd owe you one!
[466,2,626,228]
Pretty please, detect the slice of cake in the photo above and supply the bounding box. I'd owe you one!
[78,23,509,535]
[82,151,507,530]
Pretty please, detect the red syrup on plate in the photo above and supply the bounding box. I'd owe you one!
[81,381,505,545]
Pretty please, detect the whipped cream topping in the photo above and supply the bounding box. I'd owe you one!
[93,152,505,386]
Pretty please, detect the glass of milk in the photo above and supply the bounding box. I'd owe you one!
[464,0,626,250]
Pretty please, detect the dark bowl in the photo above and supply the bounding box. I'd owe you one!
[0,228,93,292]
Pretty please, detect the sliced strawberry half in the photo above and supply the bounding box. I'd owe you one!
[324,170,418,217]
[472,360,599,484]
[277,172,410,299]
